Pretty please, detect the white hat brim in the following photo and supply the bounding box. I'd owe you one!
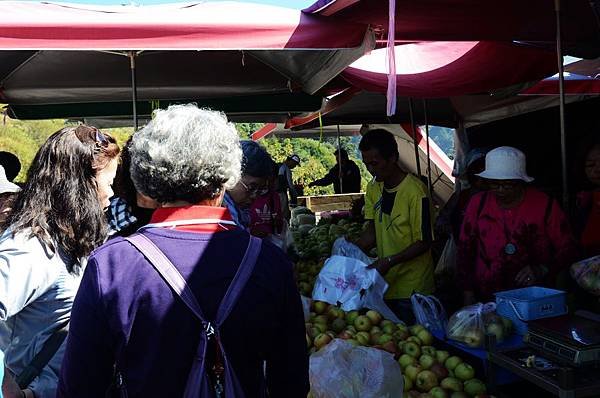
[476,170,534,183]
[0,181,21,194]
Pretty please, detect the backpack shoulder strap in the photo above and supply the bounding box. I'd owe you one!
[16,321,69,389]
[125,234,206,322]
[215,236,262,327]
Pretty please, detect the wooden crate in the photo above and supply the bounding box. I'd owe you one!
[297,193,364,213]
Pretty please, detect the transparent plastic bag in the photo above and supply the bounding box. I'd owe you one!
[331,237,375,265]
[446,302,496,348]
[434,236,457,276]
[309,339,403,398]
[410,293,447,334]
[571,255,600,296]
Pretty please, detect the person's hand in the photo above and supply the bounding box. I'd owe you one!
[515,265,542,286]
[367,257,392,276]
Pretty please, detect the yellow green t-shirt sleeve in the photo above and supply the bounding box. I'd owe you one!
[364,180,379,221]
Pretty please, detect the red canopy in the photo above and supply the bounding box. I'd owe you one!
[304,0,600,57]
[0,1,369,49]
[341,41,558,98]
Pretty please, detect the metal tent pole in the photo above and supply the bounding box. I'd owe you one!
[128,51,139,131]
[423,99,433,200]
[555,0,569,211]
[408,98,422,177]
[337,124,343,193]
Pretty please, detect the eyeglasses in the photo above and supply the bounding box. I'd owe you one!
[74,125,109,151]
[239,180,269,196]
[487,180,522,191]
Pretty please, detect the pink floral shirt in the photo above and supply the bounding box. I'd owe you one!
[457,187,577,301]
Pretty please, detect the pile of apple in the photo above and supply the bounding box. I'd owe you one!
[305,300,489,398]
[294,259,324,297]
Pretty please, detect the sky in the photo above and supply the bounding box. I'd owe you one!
[51,0,315,7]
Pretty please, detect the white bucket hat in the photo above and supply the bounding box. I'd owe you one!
[0,165,20,194]
[476,146,534,182]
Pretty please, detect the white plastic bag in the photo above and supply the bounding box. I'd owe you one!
[434,236,457,275]
[312,238,400,323]
[331,237,375,265]
[411,293,447,334]
[446,302,496,348]
[309,339,403,398]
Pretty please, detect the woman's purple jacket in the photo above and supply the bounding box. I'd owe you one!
[57,227,309,397]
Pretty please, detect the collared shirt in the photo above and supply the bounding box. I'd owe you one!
[222,192,249,230]
[107,197,138,236]
[58,205,309,398]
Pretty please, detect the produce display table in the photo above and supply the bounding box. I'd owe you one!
[432,330,525,385]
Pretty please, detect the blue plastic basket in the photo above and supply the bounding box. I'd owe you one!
[495,287,567,335]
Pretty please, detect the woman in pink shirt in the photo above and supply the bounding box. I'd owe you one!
[457,147,578,304]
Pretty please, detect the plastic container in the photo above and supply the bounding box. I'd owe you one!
[495,287,567,335]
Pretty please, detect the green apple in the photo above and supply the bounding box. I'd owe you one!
[430,386,448,398]
[441,377,463,392]
[345,310,359,324]
[435,350,450,364]
[382,323,397,335]
[313,314,328,325]
[381,319,394,329]
[346,339,359,347]
[370,332,383,345]
[422,346,437,356]
[354,315,372,331]
[419,354,436,370]
[355,331,370,346]
[328,307,345,321]
[464,379,486,396]
[463,330,484,348]
[403,341,422,358]
[313,300,328,314]
[417,329,434,346]
[366,310,383,325]
[410,324,426,335]
[397,323,409,332]
[370,326,382,335]
[331,318,346,333]
[405,364,423,382]
[345,325,357,334]
[404,374,413,391]
[313,333,332,349]
[485,323,505,343]
[394,329,410,341]
[337,330,354,340]
[454,363,475,381]
[399,354,417,369]
[407,336,423,345]
[445,356,463,371]
[313,323,327,334]
[416,370,439,392]
[377,333,394,345]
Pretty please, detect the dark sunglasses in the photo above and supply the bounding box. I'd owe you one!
[74,125,109,150]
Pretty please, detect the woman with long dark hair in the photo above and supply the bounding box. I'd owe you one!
[0,125,119,398]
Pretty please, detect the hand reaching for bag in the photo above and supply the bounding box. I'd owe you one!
[367,257,392,276]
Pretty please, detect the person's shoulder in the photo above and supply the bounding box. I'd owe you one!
[0,227,53,258]
[402,174,428,196]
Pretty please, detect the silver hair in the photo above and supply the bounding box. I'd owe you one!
[129,104,242,203]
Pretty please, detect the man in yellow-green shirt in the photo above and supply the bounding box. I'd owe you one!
[355,129,434,324]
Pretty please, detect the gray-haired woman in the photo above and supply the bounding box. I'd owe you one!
[57,104,309,398]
